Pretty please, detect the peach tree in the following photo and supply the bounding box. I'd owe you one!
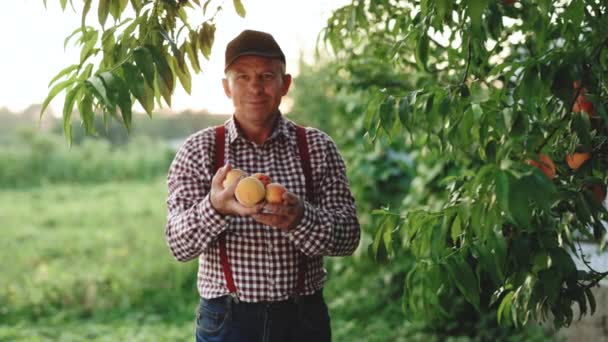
[41,0,245,143]
[322,0,608,329]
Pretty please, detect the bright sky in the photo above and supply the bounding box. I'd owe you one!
[0,0,348,115]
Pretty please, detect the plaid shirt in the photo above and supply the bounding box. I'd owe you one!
[165,115,360,302]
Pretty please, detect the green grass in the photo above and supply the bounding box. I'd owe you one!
[0,180,551,341]
[0,180,197,341]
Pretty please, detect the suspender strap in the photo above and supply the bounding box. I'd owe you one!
[213,124,312,298]
[214,126,238,297]
[295,125,312,295]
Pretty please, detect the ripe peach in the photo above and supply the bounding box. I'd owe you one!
[253,173,272,187]
[526,154,556,180]
[234,177,266,207]
[573,82,596,117]
[222,168,247,188]
[566,152,591,171]
[265,183,287,204]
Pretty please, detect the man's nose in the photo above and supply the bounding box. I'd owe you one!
[248,76,264,93]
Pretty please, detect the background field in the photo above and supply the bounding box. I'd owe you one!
[0,180,430,342]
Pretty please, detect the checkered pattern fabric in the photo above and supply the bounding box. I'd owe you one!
[165,115,360,302]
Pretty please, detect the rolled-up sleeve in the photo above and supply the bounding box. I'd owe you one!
[164,132,230,262]
[287,130,360,257]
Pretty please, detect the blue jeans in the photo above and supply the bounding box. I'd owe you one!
[195,291,331,342]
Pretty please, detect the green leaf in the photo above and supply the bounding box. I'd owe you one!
[445,255,480,310]
[78,92,96,135]
[551,65,574,105]
[80,30,99,64]
[371,216,389,262]
[398,95,411,127]
[572,111,592,148]
[497,291,514,324]
[379,96,396,137]
[495,170,511,217]
[420,0,428,17]
[112,74,133,131]
[147,45,175,93]
[63,84,83,145]
[133,46,156,87]
[142,82,155,117]
[172,56,192,94]
[122,63,153,114]
[82,0,92,28]
[233,0,246,17]
[198,23,216,59]
[510,110,527,137]
[573,288,587,320]
[78,63,94,81]
[364,93,383,132]
[521,171,557,212]
[86,75,112,109]
[485,139,497,162]
[60,0,68,10]
[451,214,462,243]
[585,288,596,315]
[186,32,201,73]
[40,79,75,118]
[64,27,84,50]
[110,0,128,20]
[415,33,429,71]
[48,64,79,87]
[130,0,143,14]
[468,0,488,34]
[98,0,110,27]
[509,178,532,227]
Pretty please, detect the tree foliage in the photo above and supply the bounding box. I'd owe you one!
[41,0,244,144]
[323,0,608,329]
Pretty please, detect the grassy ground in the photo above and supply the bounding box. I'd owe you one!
[0,180,550,341]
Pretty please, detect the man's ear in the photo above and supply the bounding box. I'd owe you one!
[281,74,292,95]
[222,78,232,98]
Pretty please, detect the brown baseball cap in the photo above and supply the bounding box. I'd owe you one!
[224,30,286,72]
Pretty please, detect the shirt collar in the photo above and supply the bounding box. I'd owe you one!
[225,114,295,146]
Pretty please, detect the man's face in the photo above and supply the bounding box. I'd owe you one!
[222,55,291,124]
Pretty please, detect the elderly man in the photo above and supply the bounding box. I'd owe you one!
[165,29,360,342]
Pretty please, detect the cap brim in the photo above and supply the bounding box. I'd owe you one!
[224,51,285,71]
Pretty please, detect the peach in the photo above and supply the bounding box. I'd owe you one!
[222,168,246,188]
[253,173,272,187]
[526,154,556,180]
[566,152,591,171]
[265,183,287,204]
[234,177,266,207]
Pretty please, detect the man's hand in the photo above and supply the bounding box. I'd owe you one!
[253,192,304,231]
[210,164,263,216]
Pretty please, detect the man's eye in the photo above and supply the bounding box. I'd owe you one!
[236,74,248,80]
[262,73,275,80]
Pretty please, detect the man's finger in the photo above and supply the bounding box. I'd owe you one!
[222,173,245,198]
[283,192,300,205]
[211,164,231,189]
[253,213,284,227]
[232,201,264,217]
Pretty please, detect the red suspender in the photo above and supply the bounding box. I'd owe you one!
[213,124,312,299]
[295,125,312,295]
[214,126,238,296]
